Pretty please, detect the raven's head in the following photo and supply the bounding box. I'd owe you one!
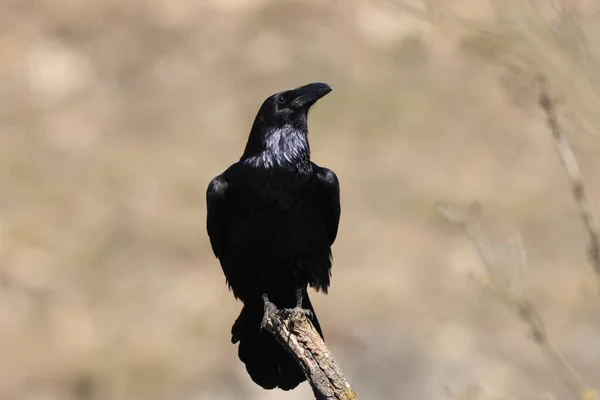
[253,82,333,130]
[242,82,332,166]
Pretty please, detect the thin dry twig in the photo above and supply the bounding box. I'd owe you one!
[437,202,597,400]
[260,300,359,400]
[537,76,600,290]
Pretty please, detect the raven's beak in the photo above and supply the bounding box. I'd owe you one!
[291,82,333,108]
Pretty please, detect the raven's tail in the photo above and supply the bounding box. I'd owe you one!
[231,291,323,391]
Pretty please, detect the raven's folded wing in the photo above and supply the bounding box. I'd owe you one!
[313,165,341,245]
[206,174,230,258]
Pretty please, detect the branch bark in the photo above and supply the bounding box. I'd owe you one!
[260,300,360,400]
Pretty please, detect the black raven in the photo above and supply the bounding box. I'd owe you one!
[206,82,340,390]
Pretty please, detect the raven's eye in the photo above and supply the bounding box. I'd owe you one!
[277,96,287,104]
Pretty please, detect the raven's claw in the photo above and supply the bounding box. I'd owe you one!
[287,288,312,330]
[260,293,277,331]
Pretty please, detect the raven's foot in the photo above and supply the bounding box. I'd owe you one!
[287,288,312,330]
[260,293,277,331]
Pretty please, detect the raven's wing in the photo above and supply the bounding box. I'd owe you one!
[313,165,341,245]
[206,173,230,258]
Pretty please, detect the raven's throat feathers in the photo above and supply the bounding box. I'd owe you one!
[243,125,310,169]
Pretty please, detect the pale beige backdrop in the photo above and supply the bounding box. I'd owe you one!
[1,0,600,399]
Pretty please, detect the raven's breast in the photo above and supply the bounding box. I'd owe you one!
[229,187,327,256]
[225,167,325,252]
[219,169,333,299]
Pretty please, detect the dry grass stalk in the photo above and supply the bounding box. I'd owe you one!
[437,202,597,400]
[537,76,600,290]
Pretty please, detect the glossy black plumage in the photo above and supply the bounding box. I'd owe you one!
[206,82,340,391]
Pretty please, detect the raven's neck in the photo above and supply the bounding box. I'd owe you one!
[241,124,311,172]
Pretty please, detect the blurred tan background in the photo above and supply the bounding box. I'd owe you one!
[1,0,600,399]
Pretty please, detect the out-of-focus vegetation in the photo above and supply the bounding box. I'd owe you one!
[1,0,599,399]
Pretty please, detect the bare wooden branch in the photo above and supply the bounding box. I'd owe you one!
[260,300,359,400]
[437,202,598,400]
[537,76,600,290]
